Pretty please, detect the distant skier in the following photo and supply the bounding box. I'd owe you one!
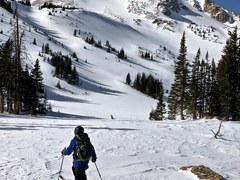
[62,126,97,180]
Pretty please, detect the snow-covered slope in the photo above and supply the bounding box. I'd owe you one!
[12,0,238,119]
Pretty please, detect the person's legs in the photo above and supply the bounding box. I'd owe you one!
[73,166,87,180]
[72,166,76,178]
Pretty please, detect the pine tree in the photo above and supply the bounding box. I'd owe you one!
[0,42,7,112]
[21,65,34,113]
[126,73,131,85]
[73,29,77,36]
[146,74,155,97]
[30,59,46,114]
[69,66,79,85]
[204,52,212,116]
[0,39,14,113]
[133,73,141,91]
[140,72,147,93]
[189,48,201,119]
[11,7,25,114]
[209,59,221,116]
[33,38,37,45]
[118,48,125,59]
[168,32,190,120]
[149,81,165,120]
[217,27,240,120]
[89,36,95,44]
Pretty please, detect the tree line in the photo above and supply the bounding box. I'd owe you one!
[41,43,79,85]
[0,40,47,115]
[0,0,13,13]
[85,36,126,59]
[0,7,47,115]
[126,72,166,120]
[168,27,240,121]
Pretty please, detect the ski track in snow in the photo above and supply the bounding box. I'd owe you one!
[0,117,240,180]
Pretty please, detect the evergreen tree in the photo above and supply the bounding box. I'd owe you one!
[149,81,165,120]
[217,27,240,120]
[0,39,14,113]
[168,32,190,120]
[73,29,77,36]
[0,0,13,13]
[126,73,131,85]
[30,59,46,114]
[21,65,34,113]
[204,52,212,116]
[32,59,44,94]
[146,74,155,97]
[133,73,141,91]
[11,7,25,114]
[33,38,37,45]
[56,80,62,89]
[0,41,8,112]
[69,66,79,85]
[42,43,50,54]
[89,36,95,44]
[118,48,125,59]
[105,40,111,48]
[209,59,221,116]
[140,72,147,93]
[189,48,201,119]
[63,57,72,79]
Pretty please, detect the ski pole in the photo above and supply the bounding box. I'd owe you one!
[94,162,103,180]
[58,155,64,180]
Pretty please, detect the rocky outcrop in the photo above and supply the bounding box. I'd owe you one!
[191,0,202,11]
[203,0,234,23]
[180,165,223,180]
[127,0,177,31]
[128,0,188,18]
[157,0,188,16]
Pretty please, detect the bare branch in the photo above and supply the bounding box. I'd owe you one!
[211,120,223,139]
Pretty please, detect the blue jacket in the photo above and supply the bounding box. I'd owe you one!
[64,137,97,168]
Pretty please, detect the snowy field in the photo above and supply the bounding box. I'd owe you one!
[0,115,239,180]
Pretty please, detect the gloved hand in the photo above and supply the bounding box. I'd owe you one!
[91,156,97,163]
[61,148,66,156]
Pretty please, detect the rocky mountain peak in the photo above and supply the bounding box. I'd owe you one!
[203,0,234,23]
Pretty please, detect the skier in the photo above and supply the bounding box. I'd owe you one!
[61,126,97,180]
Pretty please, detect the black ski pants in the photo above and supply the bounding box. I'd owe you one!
[72,166,87,180]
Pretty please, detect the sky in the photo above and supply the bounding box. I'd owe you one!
[212,0,240,13]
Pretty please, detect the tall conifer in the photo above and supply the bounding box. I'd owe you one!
[168,32,190,120]
[217,27,240,120]
[189,48,201,119]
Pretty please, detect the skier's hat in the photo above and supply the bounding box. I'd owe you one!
[74,126,84,135]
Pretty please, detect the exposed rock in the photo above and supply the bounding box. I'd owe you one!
[127,0,177,31]
[180,165,223,180]
[157,0,188,16]
[128,0,188,18]
[190,0,203,11]
[203,0,234,23]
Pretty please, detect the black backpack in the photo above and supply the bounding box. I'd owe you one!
[73,133,93,161]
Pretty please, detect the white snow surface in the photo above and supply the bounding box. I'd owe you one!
[0,116,240,180]
[0,1,240,179]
